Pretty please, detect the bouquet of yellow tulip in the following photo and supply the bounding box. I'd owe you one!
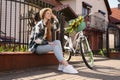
[65,16,86,33]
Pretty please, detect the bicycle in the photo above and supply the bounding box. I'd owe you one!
[63,16,94,69]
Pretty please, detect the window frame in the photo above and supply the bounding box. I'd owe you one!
[82,2,92,16]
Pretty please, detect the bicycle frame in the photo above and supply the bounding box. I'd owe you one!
[64,31,92,54]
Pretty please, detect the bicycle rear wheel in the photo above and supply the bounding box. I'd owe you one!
[80,38,94,69]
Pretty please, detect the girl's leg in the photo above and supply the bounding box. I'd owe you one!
[52,40,64,62]
[35,40,68,65]
[53,40,78,74]
[35,40,66,62]
[52,40,69,66]
[36,40,68,65]
[35,40,78,73]
[35,44,52,54]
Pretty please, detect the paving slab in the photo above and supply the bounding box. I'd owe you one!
[0,56,120,80]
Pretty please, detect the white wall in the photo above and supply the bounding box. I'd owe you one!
[61,0,109,21]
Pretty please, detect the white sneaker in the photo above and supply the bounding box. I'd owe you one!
[58,64,64,71]
[62,65,78,74]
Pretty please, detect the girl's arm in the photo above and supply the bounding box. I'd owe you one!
[51,13,59,30]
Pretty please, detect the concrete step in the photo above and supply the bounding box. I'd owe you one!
[0,52,58,72]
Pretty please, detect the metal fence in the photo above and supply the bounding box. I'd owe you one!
[0,0,65,52]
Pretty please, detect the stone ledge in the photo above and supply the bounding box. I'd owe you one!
[0,52,58,71]
[109,52,120,59]
[0,51,53,54]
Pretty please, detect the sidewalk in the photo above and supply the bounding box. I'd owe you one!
[0,56,120,80]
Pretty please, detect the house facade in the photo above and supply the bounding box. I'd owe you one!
[109,8,120,51]
[60,0,111,53]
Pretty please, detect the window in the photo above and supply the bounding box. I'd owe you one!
[98,10,106,16]
[82,2,92,16]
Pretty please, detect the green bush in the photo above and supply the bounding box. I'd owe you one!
[0,45,28,52]
[98,48,106,56]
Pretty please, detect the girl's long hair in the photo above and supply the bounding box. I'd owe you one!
[42,9,52,41]
[46,19,52,41]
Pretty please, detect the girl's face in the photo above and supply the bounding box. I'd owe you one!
[44,10,52,20]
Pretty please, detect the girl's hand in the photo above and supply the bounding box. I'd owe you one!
[51,13,59,22]
[52,13,57,19]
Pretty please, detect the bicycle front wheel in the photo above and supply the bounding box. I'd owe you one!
[80,38,94,69]
[63,35,72,61]
[64,49,72,61]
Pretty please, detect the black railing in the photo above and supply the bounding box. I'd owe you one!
[0,0,65,52]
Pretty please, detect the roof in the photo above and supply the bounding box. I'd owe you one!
[109,8,120,24]
[39,0,62,6]
[53,4,77,21]
[39,0,77,21]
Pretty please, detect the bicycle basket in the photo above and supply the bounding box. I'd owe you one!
[65,16,86,33]
[75,21,86,32]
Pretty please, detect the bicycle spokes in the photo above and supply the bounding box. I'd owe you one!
[80,38,94,69]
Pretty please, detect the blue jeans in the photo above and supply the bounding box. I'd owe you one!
[35,40,64,62]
